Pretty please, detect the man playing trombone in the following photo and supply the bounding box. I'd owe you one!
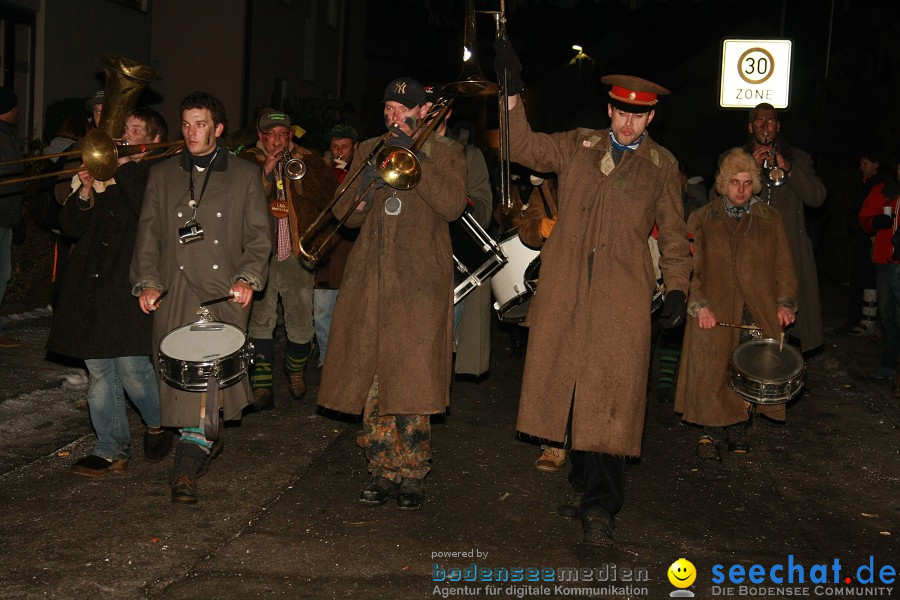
[240,109,336,410]
[316,77,467,511]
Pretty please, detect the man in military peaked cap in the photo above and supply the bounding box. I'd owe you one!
[495,42,692,544]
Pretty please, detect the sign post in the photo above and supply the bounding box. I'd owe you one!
[719,39,793,109]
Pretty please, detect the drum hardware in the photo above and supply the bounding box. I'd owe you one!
[762,132,786,187]
[158,315,254,393]
[490,228,541,323]
[728,337,805,405]
[450,211,507,304]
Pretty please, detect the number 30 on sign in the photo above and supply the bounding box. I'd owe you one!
[719,39,792,109]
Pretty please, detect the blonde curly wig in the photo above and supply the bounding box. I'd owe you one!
[715,147,762,196]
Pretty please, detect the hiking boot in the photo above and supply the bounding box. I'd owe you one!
[72,455,128,477]
[169,442,208,504]
[396,477,425,511]
[359,477,400,506]
[287,371,307,400]
[251,388,274,412]
[581,507,614,545]
[535,446,566,472]
[696,435,722,461]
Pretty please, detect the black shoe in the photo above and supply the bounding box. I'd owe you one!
[581,507,613,545]
[171,474,197,504]
[196,437,224,479]
[557,503,580,519]
[72,454,128,477]
[396,478,425,511]
[725,422,750,454]
[359,477,400,506]
[144,428,174,463]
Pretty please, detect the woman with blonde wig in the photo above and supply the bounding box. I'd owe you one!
[674,148,798,461]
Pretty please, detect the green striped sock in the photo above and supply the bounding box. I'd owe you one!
[251,361,273,390]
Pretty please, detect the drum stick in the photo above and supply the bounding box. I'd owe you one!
[200,292,236,307]
[779,331,784,351]
[148,289,167,308]
[716,322,761,331]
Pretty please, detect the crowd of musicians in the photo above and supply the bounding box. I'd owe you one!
[4,36,852,545]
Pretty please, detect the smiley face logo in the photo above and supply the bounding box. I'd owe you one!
[668,558,697,588]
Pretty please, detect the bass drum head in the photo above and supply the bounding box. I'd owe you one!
[159,321,247,362]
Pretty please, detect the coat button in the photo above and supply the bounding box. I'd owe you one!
[91,273,99,278]
[213,264,219,269]
[177,211,183,218]
[216,212,222,217]
[179,265,184,270]
[213,240,219,244]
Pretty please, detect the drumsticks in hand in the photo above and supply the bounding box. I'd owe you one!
[715,322,761,331]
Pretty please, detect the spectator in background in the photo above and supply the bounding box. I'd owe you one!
[0,87,23,349]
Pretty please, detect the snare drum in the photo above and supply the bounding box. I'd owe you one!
[491,228,541,323]
[450,211,507,305]
[728,337,805,404]
[158,321,254,392]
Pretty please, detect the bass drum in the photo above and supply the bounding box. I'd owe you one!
[158,321,253,392]
[728,337,805,404]
[490,228,541,323]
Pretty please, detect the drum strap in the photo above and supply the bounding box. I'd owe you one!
[203,376,220,441]
[537,185,554,219]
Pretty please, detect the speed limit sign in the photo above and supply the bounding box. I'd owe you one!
[719,39,792,109]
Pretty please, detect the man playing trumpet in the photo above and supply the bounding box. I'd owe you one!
[240,109,336,410]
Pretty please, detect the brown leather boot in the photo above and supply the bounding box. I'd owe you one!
[288,371,306,400]
[251,388,274,411]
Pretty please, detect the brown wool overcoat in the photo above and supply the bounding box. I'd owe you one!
[317,133,467,416]
[130,148,272,425]
[674,200,799,424]
[509,103,693,456]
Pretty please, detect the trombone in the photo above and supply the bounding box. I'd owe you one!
[0,129,182,186]
[297,98,454,263]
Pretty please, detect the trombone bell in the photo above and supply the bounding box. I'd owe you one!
[375,147,420,190]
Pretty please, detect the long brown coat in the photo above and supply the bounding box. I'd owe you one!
[674,200,798,424]
[509,103,693,456]
[317,133,467,415]
[130,147,272,425]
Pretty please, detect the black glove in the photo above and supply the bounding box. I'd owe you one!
[872,213,893,230]
[356,162,385,200]
[658,290,687,329]
[493,38,524,94]
[388,128,425,162]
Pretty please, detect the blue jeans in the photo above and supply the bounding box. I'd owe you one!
[84,356,161,460]
[313,288,339,367]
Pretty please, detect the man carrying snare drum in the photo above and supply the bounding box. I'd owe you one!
[131,91,271,505]
[674,148,797,461]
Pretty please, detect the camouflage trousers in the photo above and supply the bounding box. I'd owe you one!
[362,375,431,482]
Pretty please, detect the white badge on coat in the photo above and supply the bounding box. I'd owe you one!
[385,190,402,215]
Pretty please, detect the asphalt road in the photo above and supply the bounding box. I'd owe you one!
[0,279,896,599]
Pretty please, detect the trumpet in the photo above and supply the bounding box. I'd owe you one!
[281,148,306,180]
[297,99,454,263]
[762,132,786,187]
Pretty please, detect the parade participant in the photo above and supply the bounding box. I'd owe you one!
[48,108,173,475]
[858,152,900,381]
[241,109,336,410]
[317,77,466,511]
[130,91,271,504]
[733,103,825,354]
[675,148,797,460]
[495,40,693,544]
[313,124,359,368]
[0,87,22,349]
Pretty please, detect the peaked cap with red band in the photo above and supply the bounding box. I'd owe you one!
[601,74,670,113]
